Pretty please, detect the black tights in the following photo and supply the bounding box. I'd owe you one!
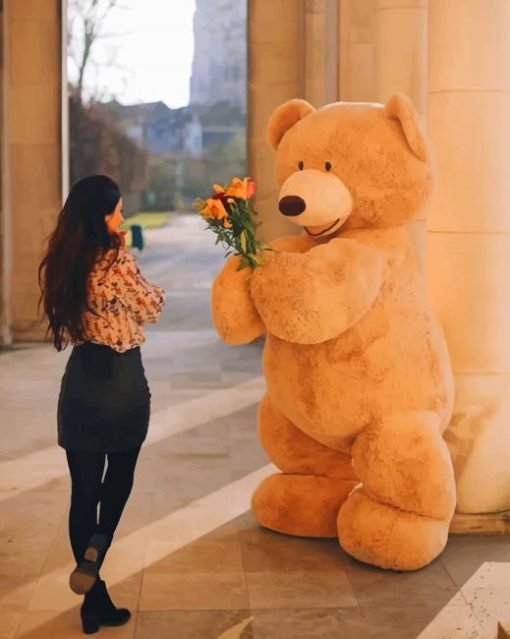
[65,447,141,569]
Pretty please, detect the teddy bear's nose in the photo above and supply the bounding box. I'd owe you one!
[279,195,306,216]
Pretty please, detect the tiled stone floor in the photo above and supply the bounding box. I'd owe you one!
[0,215,508,639]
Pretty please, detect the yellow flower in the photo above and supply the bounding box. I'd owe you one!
[212,184,226,195]
[201,197,229,221]
[226,177,253,200]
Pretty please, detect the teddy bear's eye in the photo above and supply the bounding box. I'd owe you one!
[298,161,304,170]
[325,161,332,172]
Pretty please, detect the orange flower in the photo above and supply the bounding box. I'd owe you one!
[201,197,229,222]
[212,184,226,195]
[226,177,255,200]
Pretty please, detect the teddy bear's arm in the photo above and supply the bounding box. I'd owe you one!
[211,255,266,345]
[211,234,312,345]
[249,238,387,345]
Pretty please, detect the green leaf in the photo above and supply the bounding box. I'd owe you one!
[236,259,248,271]
[240,230,248,253]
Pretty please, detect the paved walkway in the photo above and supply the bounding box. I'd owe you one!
[0,215,508,639]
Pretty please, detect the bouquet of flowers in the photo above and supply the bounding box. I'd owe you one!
[195,177,267,269]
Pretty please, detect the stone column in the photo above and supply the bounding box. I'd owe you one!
[373,0,428,288]
[428,0,510,514]
[338,0,375,102]
[303,0,339,107]
[248,0,340,242]
[373,0,427,110]
[0,2,11,345]
[4,0,65,341]
[247,0,305,242]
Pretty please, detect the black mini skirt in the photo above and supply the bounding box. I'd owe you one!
[57,341,151,453]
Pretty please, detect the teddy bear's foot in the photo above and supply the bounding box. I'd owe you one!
[337,486,450,571]
[252,472,357,538]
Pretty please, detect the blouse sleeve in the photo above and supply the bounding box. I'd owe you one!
[105,249,165,324]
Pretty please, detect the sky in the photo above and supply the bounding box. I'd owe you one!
[68,0,197,108]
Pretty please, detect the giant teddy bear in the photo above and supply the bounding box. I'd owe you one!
[212,93,456,571]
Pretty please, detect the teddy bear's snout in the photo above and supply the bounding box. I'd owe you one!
[279,195,306,217]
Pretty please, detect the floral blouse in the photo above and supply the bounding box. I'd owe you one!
[79,248,165,353]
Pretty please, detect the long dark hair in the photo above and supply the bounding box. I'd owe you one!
[38,175,122,351]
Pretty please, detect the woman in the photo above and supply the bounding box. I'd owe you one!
[38,175,165,635]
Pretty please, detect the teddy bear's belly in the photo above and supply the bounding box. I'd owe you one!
[263,323,452,453]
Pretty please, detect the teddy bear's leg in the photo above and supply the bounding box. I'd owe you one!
[252,394,358,537]
[337,411,456,571]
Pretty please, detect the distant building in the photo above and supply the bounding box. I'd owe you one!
[96,98,246,158]
[190,0,247,112]
[96,100,203,158]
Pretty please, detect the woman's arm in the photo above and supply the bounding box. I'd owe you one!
[107,249,165,323]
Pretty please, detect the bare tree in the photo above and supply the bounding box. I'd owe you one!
[67,0,131,102]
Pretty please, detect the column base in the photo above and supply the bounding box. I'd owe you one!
[450,510,510,535]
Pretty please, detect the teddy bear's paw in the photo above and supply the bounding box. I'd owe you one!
[337,486,450,571]
[212,256,265,345]
[252,473,357,538]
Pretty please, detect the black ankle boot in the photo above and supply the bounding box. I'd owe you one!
[80,578,131,634]
[70,533,111,595]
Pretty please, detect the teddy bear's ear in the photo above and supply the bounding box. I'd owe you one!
[267,99,315,150]
[383,93,428,162]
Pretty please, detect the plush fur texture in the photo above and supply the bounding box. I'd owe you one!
[211,94,456,571]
